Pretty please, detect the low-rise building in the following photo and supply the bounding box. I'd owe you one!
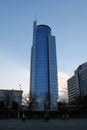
[0,89,23,109]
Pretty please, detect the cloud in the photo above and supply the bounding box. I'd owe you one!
[58,72,70,101]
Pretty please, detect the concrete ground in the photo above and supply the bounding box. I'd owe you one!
[0,119,87,130]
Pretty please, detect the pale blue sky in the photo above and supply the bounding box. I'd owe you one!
[0,0,87,94]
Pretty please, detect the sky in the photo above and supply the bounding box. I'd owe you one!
[0,0,87,99]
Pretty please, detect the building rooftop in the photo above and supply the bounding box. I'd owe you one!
[37,24,51,30]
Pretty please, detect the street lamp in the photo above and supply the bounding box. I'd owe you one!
[19,84,21,90]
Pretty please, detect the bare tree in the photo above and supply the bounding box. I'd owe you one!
[22,94,30,108]
[22,93,37,111]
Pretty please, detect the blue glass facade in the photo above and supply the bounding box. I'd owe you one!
[49,36,58,110]
[30,21,58,111]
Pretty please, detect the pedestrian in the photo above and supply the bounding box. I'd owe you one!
[43,111,49,122]
[21,113,26,121]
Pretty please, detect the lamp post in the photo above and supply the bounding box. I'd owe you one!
[19,84,21,90]
[17,84,22,119]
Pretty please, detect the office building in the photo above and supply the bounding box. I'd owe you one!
[68,62,87,104]
[30,21,58,111]
[68,75,79,103]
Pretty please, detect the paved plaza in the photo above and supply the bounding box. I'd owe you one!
[0,119,87,130]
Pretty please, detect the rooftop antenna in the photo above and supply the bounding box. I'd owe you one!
[35,13,37,23]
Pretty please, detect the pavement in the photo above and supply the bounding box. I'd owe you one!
[0,119,87,130]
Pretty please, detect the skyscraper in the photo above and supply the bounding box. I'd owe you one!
[30,21,58,111]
